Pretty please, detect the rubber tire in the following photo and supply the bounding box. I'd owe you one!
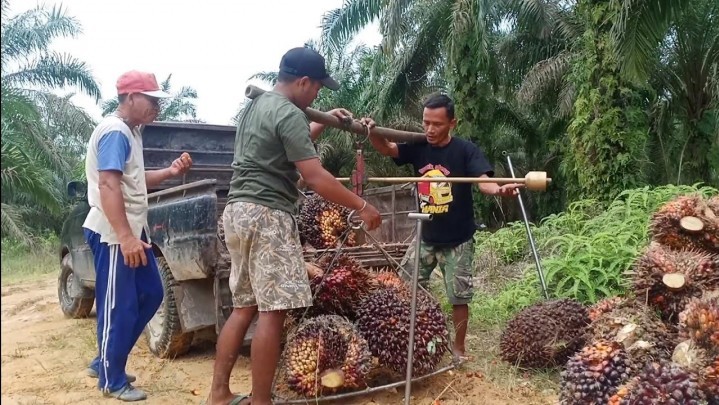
[58,253,95,318]
[145,256,194,359]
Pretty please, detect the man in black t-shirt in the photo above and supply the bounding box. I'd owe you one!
[364,93,519,361]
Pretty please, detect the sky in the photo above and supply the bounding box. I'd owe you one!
[12,0,382,125]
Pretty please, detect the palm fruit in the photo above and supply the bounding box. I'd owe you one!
[591,298,676,366]
[335,318,373,390]
[308,254,374,319]
[298,194,357,249]
[355,288,450,376]
[613,361,707,404]
[589,296,624,322]
[559,340,634,404]
[284,315,349,396]
[649,194,719,254]
[284,315,371,396]
[373,271,411,296]
[499,298,590,368]
[679,296,719,354]
[629,243,719,322]
[700,356,718,404]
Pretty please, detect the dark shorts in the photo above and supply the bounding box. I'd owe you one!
[400,236,476,305]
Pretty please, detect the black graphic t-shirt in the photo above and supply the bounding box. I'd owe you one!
[393,137,493,247]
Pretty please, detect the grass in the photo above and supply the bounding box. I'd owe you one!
[1,235,59,286]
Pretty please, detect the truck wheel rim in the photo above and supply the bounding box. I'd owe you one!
[61,271,75,307]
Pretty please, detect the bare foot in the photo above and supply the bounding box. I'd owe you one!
[452,347,474,363]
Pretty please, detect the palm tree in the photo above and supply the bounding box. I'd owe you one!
[100,74,201,122]
[1,0,99,243]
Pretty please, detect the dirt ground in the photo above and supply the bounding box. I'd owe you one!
[1,275,557,405]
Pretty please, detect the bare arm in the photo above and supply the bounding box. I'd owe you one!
[295,158,366,210]
[476,174,520,196]
[295,157,382,230]
[145,153,193,188]
[476,174,500,195]
[368,132,399,158]
[99,170,135,240]
[144,168,173,188]
[309,122,325,142]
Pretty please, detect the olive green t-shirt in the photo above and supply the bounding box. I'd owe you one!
[227,91,318,214]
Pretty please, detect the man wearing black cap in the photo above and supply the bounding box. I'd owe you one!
[207,47,382,405]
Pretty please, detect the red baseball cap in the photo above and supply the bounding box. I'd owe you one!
[116,70,171,98]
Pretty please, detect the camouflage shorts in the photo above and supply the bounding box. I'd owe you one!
[400,236,476,305]
[222,201,312,312]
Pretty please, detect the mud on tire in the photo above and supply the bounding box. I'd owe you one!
[145,256,193,358]
[58,253,94,318]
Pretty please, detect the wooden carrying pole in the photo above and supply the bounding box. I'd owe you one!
[245,85,427,144]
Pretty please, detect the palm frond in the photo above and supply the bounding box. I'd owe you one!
[517,50,571,104]
[249,71,278,85]
[379,0,415,52]
[1,202,34,245]
[612,0,694,82]
[4,52,101,100]
[0,3,82,61]
[320,0,387,51]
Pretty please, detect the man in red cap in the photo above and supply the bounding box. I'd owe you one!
[207,47,382,405]
[82,70,193,401]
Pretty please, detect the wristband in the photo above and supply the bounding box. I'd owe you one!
[358,200,367,213]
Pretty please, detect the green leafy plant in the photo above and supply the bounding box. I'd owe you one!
[471,183,718,325]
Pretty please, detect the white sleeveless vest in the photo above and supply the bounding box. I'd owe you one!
[82,115,150,245]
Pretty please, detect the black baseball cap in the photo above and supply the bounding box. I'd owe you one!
[279,47,340,91]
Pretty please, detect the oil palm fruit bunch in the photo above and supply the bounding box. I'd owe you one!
[589,296,625,322]
[700,356,718,404]
[678,296,719,355]
[308,254,374,319]
[651,195,717,248]
[650,194,719,254]
[590,298,676,365]
[629,243,719,322]
[499,298,590,368]
[284,315,371,396]
[355,288,449,376]
[298,194,356,249]
[559,340,634,404]
[373,271,411,296]
[609,361,707,404]
[336,318,373,390]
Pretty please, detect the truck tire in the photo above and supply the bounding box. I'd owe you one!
[145,256,193,359]
[58,253,95,318]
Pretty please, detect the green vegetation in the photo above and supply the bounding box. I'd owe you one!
[1,1,200,246]
[1,234,59,285]
[469,184,719,328]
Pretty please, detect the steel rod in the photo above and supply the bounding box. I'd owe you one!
[504,152,549,299]
[405,213,432,405]
[272,363,456,404]
[245,85,427,144]
[334,176,547,184]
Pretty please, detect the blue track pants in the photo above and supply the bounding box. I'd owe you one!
[84,228,163,392]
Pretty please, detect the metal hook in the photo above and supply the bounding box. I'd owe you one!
[346,210,364,230]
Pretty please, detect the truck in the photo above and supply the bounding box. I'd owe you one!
[57,121,416,359]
